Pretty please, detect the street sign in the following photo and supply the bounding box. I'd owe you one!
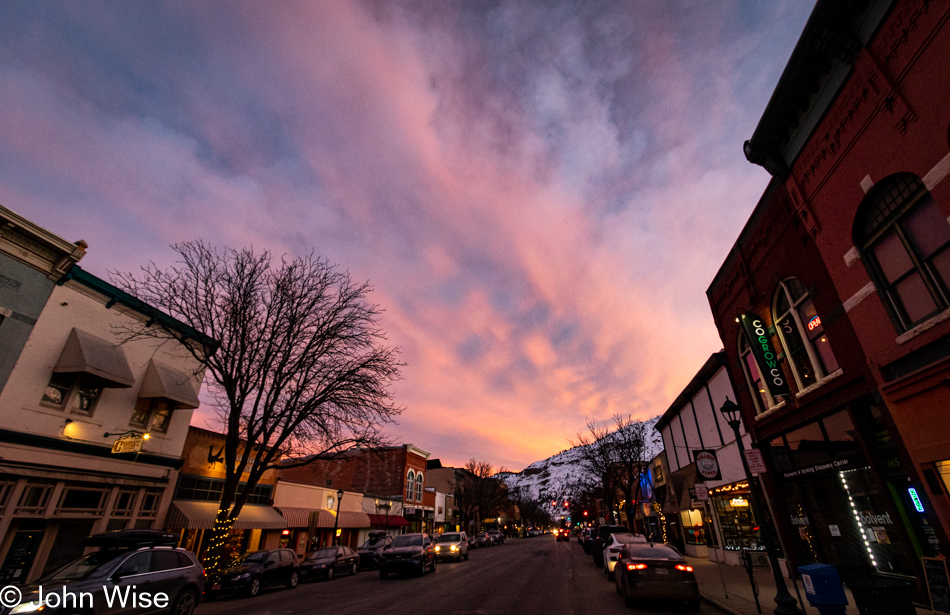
[744,448,767,474]
[694,484,709,501]
[111,434,144,454]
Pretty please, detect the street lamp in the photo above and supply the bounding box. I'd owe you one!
[332,489,344,546]
[720,398,802,615]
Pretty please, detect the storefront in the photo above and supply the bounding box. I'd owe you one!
[166,500,287,562]
[708,481,763,555]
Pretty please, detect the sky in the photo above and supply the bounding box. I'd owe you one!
[0,1,815,470]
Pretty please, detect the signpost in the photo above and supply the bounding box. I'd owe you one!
[745,449,768,474]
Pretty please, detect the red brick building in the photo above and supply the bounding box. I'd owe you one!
[708,0,950,592]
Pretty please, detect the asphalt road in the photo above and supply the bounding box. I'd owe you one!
[195,535,715,615]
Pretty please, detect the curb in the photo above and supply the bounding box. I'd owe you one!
[701,594,747,615]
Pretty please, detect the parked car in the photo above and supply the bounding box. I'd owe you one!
[358,531,393,569]
[208,548,299,598]
[378,533,437,578]
[614,542,699,611]
[602,533,647,580]
[434,532,469,562]
[11,530,204,615]
[475,532,493,547]
[554,527,570,542]
[579,527,591,547]
[467,534,479,549]
[488,530,505,545]
[299,545,359,580]
[591,525,628,567]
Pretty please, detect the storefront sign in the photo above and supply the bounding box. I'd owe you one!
[693,450,721,481]
[807,316,821,331]
[111,434,144,454]
[694,484,708,501]
[729,498,749,507]
[909,487,925,512]
[744,449,767,474]
[783,458,852,479]
[739,312,791,397]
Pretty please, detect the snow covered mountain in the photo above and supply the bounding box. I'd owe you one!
[498,416,662,503]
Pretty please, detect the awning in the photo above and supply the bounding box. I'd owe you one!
[165,501,286,530]
[54,328,135,388]
[138,360,201,409]
[277,507,319,529]
[309,510,371,529]
[368,514,410,527]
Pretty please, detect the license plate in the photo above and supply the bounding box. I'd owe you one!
[212,584,222,590]
[656,568,669,575]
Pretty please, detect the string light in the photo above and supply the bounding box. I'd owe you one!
[840,471,877,569]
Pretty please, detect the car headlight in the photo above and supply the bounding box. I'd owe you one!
[11,600,44,614]
[450,545,458,551]
[434,546,441,552]
[233,572,250,580]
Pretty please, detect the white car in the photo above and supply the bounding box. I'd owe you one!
[603,532,647,580]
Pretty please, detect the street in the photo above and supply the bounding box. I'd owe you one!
[195,535,716,615]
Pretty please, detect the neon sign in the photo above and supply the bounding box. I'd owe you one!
[807,316,821,331]
[908,487,925,512]
[730,498,749,507]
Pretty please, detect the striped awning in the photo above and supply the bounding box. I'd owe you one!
[165,501,286,530]
[309,510,371,529]
[277,507,319,528]
[368,514,410,527]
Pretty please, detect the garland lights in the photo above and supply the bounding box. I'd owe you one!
[205,509,237,573]
[839,470,877,569]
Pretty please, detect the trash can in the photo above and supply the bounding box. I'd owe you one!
[798,564,848,615]
[845,573,916,615]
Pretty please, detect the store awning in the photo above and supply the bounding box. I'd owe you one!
[165,501,286,530]
[368,514,410,527]
[53,328,135,388]
[277,507,319,529]
[138,360,201,409]
[309,510,371,529]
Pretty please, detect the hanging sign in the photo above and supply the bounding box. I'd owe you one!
[739,312,791,397]
[111,434,144,454]
[693,450,721,481]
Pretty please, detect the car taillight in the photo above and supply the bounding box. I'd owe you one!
[626,563,648,570]
[675,564,694,572]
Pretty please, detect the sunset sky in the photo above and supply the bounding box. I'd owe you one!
[0,1,814,470]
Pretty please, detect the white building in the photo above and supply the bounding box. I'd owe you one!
[0,205,208,583]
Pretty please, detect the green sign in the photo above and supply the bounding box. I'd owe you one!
[739,312,790,397]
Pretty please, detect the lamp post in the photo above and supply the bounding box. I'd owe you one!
[720,398,802,615]
[332,489,344,546]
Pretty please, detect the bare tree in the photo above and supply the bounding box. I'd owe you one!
[113,242,402,571]
[574,415,658,531]
[454,460,508,533]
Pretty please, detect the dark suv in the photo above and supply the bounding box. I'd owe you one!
[378,533,436,578]
[207,548,299,598]
[358,531,393,569]
[11,529,204,615]
[591,525,628,567]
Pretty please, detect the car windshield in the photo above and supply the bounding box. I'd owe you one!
[625,544,682,560]
[240,552,268,563]
[309,548,337,559]
[41,550,124,582]
[361,537,387,548]
[438,534,461,542]
[391,535,423,547]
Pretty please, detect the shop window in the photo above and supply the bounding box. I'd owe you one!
[41,373,103,416]
[773,278,839,391]
[129,399,176,433]
[0,481,14,516]
[710,484,762,551]
[15,482,52,515]
[139,489,162,517]
[406,471,415,502]
[112,489,137,517]
[785,422,831,469]
[769,436,794,473]
[738,332,774,413]
[56,487,108,515]
[855,173,950,331]
[679,509,706,545]
[174,475,272,505]
[415,473,423,501]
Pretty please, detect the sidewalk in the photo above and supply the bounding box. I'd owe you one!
[684,556,931,615]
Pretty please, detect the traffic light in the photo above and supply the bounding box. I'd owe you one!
[563,501,569,507]
[583,511,588,517]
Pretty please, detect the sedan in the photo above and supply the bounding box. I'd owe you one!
[614,543,700,611]
[475,532,492,547]
[603,533,647,580]
[299,545,359,580]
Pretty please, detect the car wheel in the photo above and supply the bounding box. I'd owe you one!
[172,589,198,615]
[418,561,426,576]
[287,570,299,588]
[379,569,388,579]
[246,577,261,598]
[429,557,436,572]
[326,567,334,581]
[351,562,358,575]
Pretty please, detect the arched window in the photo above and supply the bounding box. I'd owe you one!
[855,173,950,330]
[738,331,774,413]
[406,470,415,502]
[773,278,839,391]
[415,472,423,502]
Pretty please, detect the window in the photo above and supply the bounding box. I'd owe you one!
[57,487,108,515]
[129,399,176,433]
[41,373,103,415]
[112,489,137,517]
[415,473,423,501]
[773,278,839,391]
[15,482,52,515]
[116,552,151,577]
[406,470,415,502]
[174,475,273,505]
[738,332,774,413]
[139,489,162,517]
[855,173,950,330]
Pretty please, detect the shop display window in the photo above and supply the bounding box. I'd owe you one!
[710,483,763,551]
[679,509,707,545]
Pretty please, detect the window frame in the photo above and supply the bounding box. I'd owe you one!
[738,331,775,414]
[41,373,104,416]
[406,470,415,502]
[772,278,836,391]
[856,173,950,331]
